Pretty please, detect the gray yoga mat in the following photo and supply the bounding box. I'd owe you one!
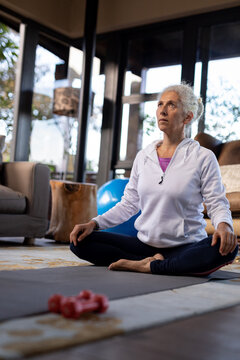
[0,266,240,322]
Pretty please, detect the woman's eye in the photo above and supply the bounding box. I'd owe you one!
[169,103,176,109]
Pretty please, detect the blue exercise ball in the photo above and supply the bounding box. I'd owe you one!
[97,178,139,236]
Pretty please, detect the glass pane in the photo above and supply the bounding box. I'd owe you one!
[142,101,162,149]
[124,71,142,96]
[125,29,183,95]
[120,28,183,164]
[85,73,105,182]
[120,64,182,162]
[30,45,104,183]
[203,21,240,141]
[0,23,20,161]
[119,100,162,162]
[145,65,182,93]
[205,57,240,141]
[68,46,104,183]
[119,104,130,161]
[29,45,65,177]
[115,169,127,179]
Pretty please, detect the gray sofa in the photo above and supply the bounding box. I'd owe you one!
[0,162,50,243]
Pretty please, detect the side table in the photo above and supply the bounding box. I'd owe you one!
[46,180,97,243]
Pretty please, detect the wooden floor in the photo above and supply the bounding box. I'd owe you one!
[2,237,239,360]
[30,304,240,360]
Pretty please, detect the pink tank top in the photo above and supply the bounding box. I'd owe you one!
[158,157,171,172]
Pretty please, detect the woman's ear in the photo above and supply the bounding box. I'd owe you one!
[184,112,193,124]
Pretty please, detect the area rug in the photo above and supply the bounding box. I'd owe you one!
[1,265,240,322]
[0,280,240,359]
[0,246,90,270]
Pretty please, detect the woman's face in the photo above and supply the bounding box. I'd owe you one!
[156,91,189,135]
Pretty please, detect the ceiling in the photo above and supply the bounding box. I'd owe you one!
[0,0,239,38]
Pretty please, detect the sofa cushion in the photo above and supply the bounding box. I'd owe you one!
[203,191,240,216]
[220,164,240,193]
[194,132,222,158]
[225,192,240,214]
[202,163,240,216]
[0,185,26,214]
[218,141,240,165]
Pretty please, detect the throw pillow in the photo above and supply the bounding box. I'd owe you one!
[220,164,240,193]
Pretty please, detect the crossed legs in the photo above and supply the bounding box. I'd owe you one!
[70,231,238,276]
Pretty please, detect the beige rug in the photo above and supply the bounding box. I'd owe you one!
[0,242,90,271]
[1,247,239,271]
[0,236,239,272]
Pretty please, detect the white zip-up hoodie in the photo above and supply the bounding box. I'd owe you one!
[93,138,233,248]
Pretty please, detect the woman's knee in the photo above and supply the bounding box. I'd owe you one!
[69,240,89,258]
[70,242,83,258]
[70,242,77,254]
[226,244,239,262]
[69,231,98,255]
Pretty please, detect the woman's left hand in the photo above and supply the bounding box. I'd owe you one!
[211,222,237,256]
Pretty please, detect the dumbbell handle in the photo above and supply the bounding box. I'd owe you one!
[61,299,100,319]
[78,299,99,313]
[61,296,108,319]
[48,291,93,313]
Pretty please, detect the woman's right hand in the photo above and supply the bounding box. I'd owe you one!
[70,220,96,246]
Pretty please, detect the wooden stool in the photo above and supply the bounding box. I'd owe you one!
[47,180,97,243]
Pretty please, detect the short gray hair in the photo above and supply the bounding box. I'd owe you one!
[159,82,204,122]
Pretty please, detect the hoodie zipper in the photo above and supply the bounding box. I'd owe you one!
[146,139,191,185]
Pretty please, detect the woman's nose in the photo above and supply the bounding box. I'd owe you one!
[160,105,167,115]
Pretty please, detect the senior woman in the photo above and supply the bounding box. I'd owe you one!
[70,83,238,276]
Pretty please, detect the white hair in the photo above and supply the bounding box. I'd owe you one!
[159,82,204,122]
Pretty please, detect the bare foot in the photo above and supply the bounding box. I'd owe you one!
[108,253,164,273]
[153,253,164,261]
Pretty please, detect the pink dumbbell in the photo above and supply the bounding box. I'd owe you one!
[48,294,64,313]
[48,290,109,319]
[77,289,95,301]
[61,294,109,319]
[48,290,94,313]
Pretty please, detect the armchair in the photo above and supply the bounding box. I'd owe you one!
[0,162,50,243]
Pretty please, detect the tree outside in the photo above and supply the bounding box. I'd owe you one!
[204,58,240,142]
[205,79,240,142]
[0,23,19,160]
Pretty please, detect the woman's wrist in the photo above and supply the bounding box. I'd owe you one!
[91,219,100,230]
[217,222,232,231]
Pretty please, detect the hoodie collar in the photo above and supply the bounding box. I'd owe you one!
[144,138,195,161]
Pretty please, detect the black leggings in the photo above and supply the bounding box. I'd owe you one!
[70,231,238,276]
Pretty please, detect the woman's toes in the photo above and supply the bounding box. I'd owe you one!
[108,261,118,270]
[153,253,164,260]
[108,259,125,270]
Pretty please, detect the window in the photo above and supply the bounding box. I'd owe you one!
[0,22,19,161]
[118,29,183,172]
[30,44,104,182]
[67,47,105,183]
[205,57,240,141]
[118,15,240,177]
[197,21,240,141]
[29,44,65,176]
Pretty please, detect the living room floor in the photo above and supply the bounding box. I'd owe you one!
[1,237,240,360]
[30,304,240,360]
